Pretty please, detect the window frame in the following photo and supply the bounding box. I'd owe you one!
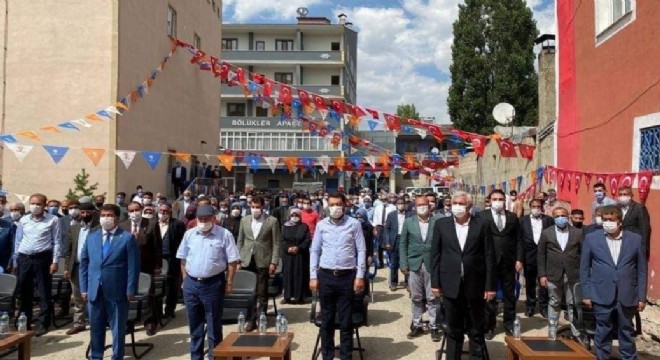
[275,39,294,51]
[167,5,177,38]
[255,41,266,51]
[631,112,660,190]
[595,0,635,45]
[193,33,201,50]
[274,72,294,85]
[331,42,341,51]
[330,75,341,86]
[222,38,238,51]
[226,103,246,116]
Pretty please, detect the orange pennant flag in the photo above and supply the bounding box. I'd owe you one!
[40,126,61,133]
[405,153,415,166]
[85,113,104,122]
[379,155,391,170]
[303,104,315,115]
[217,155,235,171]
[16,131,41,142]
[283,157,298,173]
[174,153,191,163]
[490,133,502,140]
[115,102,129,111]
[349,115,361,128]
[82,148,106,166]
[510,178,517,192]
[333,157,346,171]
[130,90,139,105]
[146,78,154,89]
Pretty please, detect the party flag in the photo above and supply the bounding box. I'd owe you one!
[245,156,261,172]
[283,157,298,173]
[317,156,331,173]
[40,126,61,133]
[85,113,104,122]
[0,135,17,143]
[414,128,427,139]
[637,171,653,202]
[96,110,113,119]
[349,156,362,168]
[496,139,517,158]
[58,122,80,131]
[217,155,235,171]
[43,145,69,164]
[174,153,191,163]
[82,148,106,166]
[609,175,621,197]
[115,150,137,169]
[16,131,41,142]
[536,167,545,185]
[5,143,33,162]
[264,157,280,174]
[71,119,93,128]
[333,157,346,171]
[140,151,162,170]
[383,114,402,132]
[618,173,636,188]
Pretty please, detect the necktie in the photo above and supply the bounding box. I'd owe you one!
[381,205,387,224]
[132,224,138,235]
[102,233,111,258]
[496,213,504,231]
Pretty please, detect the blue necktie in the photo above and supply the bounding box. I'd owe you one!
[102,233,111,258]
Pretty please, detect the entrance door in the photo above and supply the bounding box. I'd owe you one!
[325,178,339,192]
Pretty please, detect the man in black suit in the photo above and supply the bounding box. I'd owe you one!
[431,191,495,360]
[383,197,414,291]
[154,203,187,319]
[481,189,523,339]
[617,186,651,257]
[520,199,554,318]
[171,161,187,199]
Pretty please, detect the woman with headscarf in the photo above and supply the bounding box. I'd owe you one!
[280,207,311,304]
[220,202,243,243]
[355,207,374,295]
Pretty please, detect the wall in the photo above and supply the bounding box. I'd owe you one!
[302,67,340,85]
[302,34,340,51]
[222,33,250,50]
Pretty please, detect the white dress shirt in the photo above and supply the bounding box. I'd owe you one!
[419,219,430,242]
[397,212,406,235]
[531,216,543,245]
[556,227,569,251]
[175,166,182,178]
[455,218,471,277]
[251,215,265,238]
[491,208,505,230]
[606,232,623,265]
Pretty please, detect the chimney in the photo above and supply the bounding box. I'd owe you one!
[338,13,347,25]
[534,34,556,128]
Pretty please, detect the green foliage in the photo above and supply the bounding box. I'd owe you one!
[396,103,420,120]
[65,168,99,201]
[448,0,539,134]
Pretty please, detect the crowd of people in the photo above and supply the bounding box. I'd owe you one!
[0,180,651,360]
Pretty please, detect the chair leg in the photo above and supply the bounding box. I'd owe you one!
[85,342,91,359]
[312,331,322,360]
[51,304,73,329]
[483,341,490,360]
[354,328,365,360]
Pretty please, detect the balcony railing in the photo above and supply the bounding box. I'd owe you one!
[222,50,343,63]
[221,84,343,97]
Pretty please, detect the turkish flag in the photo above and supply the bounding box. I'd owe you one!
[496,139,517,158]
[365,108,379,119]
[297,89,311,106]
[471,136,487,156]
[609,175,621,197]
[252,73,265,84]
[383,114,402,132]
[574,172,582,193]
[218,61,230,80]
[190,50,205,64]
[278,84,292,104]
[565,171,573,191]
[348,104,367,117]
[595,174,608,185]
[618,173,636,188]
[313,94,327,110]
[428,125,444,141]
[517,144,536,160]
[235,68,246,84]
[262,78,275,97]
[637,171,653,202]
[331,100,345,114]
[557,170,565,190]
[452,130,470,140]
[583,173,593,187]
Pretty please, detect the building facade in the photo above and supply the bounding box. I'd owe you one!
[0,0,222,200]
[220,14,358,192]
[558,0,660,298]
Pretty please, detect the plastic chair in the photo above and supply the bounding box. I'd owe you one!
[0,273,17,316]
[222,270,257,322]
[267,261,283,316]
[309,293,368,360]
[51,258,73,328]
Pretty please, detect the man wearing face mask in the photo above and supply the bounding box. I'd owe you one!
[8,202,25,225]
[384,197,413,291]
[93,195,105,212]
[300,198,320,237]
[80,204,140,360]
[580,205,647,360]
[63,202,99,335]
[400,195,440,341]
[372,194,397,270]
[141,192,154,207]
[14,193,62,336]
[154,203,186,320]
[130,185,144,203]
[617,186,651,257]
[115,192,128,222]
[431,191,495,360]
[591,183,616,218]
[584,206,604,236]
[480,189,523,339]
[272,195,291,227]
[0,195,10,220]
[570,209,585,228]
[176,190,194,221]
[537,207,582,338]
[310,192,366,360]
[520,199,554,318]
[236,196,280,331]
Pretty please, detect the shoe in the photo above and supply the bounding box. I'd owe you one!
[540,309,548,319]
[146,323,157,336]
[280,298,289,305]
[389,285,397,291]
[35,325,48,337]
[407,327,424,339]
[485,330,495,341]
[525,307,535,317]
[431,328,441,342]
[245,322,256,332]
[65,326,85,335]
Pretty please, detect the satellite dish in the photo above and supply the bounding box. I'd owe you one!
[297,7,309,17]
[492,103,515,125]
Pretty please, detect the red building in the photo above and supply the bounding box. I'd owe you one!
[557,1,660,298]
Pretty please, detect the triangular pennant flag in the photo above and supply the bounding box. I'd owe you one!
[82,148,106,166]
[346,171,353,178]
[0,135,17,143]
[318,109,329,121]
[618,173,636,188]
[58,122,80,131]
[104,106,122,115]
[174,153,191,163]
[43,145,69,164]
[637,171,653,202]
[71,119,93,128]
[368,120,379,131]
[140,151,162,170]
[245,156,261,172]
[5,143,33,162]
[365,155,377,170]
[85,113,105,122]
[414,128,427,138]
[115,150,137,169]
[96,110,113,119]
[283,157,298,173]
[333,157,346,171]
[217,155,235,171]
[16,131,41,142]
[264,157,280,174]
[40,126,61,133]
[317,156,331,173]
[374,171,382,179]
[115,101,129,111]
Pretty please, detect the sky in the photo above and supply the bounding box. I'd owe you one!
[222,0,557,129]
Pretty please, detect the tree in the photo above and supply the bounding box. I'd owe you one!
[66,168,99,201]
[396,103,420,120]
[448,0,539,134]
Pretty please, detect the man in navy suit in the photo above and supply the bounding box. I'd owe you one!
[581,205,647,360]
[383,197,413,291]
[171,161,188,199]
[80,204,140,360]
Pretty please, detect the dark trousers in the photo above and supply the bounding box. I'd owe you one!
[89,286,128,360]
[486,260,516,332]
[244,259,269,320]
[524,264,548,311]
[173,179,184,198]
[183,274,225,360]
[594,301,638,360]
[17,251,53,329]
[376,227,385,268]
[444,285,488,360]
[318,269,355,360]
[163,255,181,316]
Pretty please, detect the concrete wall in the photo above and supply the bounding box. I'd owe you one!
[302,35,340,51]
[223,33,250,50]
[302,68,341,85]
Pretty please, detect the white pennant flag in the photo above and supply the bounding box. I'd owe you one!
[317,156,331,173]
[71,119,93,128]
[263,157,280,174]
[345,171,353,178]
[115,150,137,169]
[5,143,33,162]
[365,155,377,170]
[415,153,426,164]
[318,109,329,121]
[343,114,352,125]
[227,71,237,82]
[104,106,122,116]
[375,171,382,179]
[15,194,30,206]
[414,128,427,138]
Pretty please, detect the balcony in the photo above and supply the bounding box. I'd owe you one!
[221,84,344,98]
[221,50,343,64]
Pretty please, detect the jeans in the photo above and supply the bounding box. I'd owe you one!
[17,251,53,329]
[183,275,225,360]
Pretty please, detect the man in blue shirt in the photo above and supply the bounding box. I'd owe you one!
[177,205,240,360]
[591,183,616,217]
[310,192,366,360]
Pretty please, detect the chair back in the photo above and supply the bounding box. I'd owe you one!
[138,273,152,296]
[310,292,369,328]
[222,270,258,321]
[0,274,17,297]
[161,259,169,274]
[232,270,257,294]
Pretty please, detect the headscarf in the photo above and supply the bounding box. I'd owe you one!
[284,207,302,227]
[355,208,371,226]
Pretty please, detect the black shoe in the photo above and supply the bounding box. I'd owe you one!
[540,309,548,319]
[145,323,157,336]
[485,330,494,341]
[431,328,441,342]
[163,312,176,319]
[505,328,514,337]
[525,307,535,317]
[407,327,424,339]
[35,325,48,337]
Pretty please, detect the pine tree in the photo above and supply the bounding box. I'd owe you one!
[66,168,99,201]
[448,0,538,134]
[396,103,420,120]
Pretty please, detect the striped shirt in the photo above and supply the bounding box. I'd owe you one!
[606,231,623,265]
[14,213,62,264]
[310,215,366,279]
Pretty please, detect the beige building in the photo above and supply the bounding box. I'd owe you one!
[0,0,222,200]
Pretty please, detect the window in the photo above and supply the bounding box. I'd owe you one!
[167,6,177,38]
[331,42,340,51]
[274,72,293,84]
[193,33,201,49]
[219,131,333,151]
[255,106,269,117]
[595,0,635,44]
[227,103,246,116]
[640,126,660,171]
[255,41,265,51]
[222,38,238,51]
[331,75,340,86]
[275,40,294,51]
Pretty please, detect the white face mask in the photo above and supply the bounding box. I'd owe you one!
[490,201,504,211]
[602,221,619,234]
[129,212,142,222]
[329,206,343,219]
[10,211,21,221]
[183,196,191,201]
[451,204,467,218]
[618,196,631,206]
[143,213,154,220]
[397,204,406,211]
[251,208,262,218]
[531,208,542,217]
[99,216,115,230]
[302,204,311,210]
[158,213,169,222]
[290,216,300,223]
[69,208,81,218]
[197,221,213,232]
[595,216,603,225]
[416,206,429,216]
[29,204,44,216]
[231,209,241,217]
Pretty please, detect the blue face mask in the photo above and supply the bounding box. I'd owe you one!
[48,206,59,215]
[240,200,247,207]
[357,217,365,224]
[594,191,605,201]
[364,203,372,209]
[554,216,569,229]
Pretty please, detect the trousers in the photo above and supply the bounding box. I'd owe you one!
[318,269,356,360]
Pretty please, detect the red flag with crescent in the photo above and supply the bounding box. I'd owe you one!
[583,173,593,187]
[618,173,636,188]
[471,136,487,156]
[313,94,327,110]
[595,174,608,185]
[331,99,345,114]
[383,114,402,132]
[557,169,565,190]
[496,139,517,158]
[428,125,445,141]
[574,172,582,193]
[609,175,621,197]
[365,108,379,119]
[297,89,311,106]
[262,78,275,97]
[278,84,292,104]
[637,171,653,202]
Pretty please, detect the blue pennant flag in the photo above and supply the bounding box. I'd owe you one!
[328,110,341,123]
[349,156,362,168]
[536,167,545,184]
[342,144,350,151]
[368,120,379,131]
[120,97,129,108]
[502,181,508,193]
[0,134,17,143]
[150,70,159,80]
[43,145,69,164]
[459,148,468,157]
[516,176,523,192]
[140,151,162,170]
[327,125,336,132]
[391,155,402,166]
[97,110,112,119]
[246,156,261,172]
[291,99,302,113]
[58,122,80,131]
[248,81,259,94]
[137,85,146,98]
[301,158,315,168]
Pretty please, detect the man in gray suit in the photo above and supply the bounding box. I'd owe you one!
[537,206,582,337]
[237,195,280,331]
[176,190,195,220]
[400,195,439,341]
[63,202,99,335]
